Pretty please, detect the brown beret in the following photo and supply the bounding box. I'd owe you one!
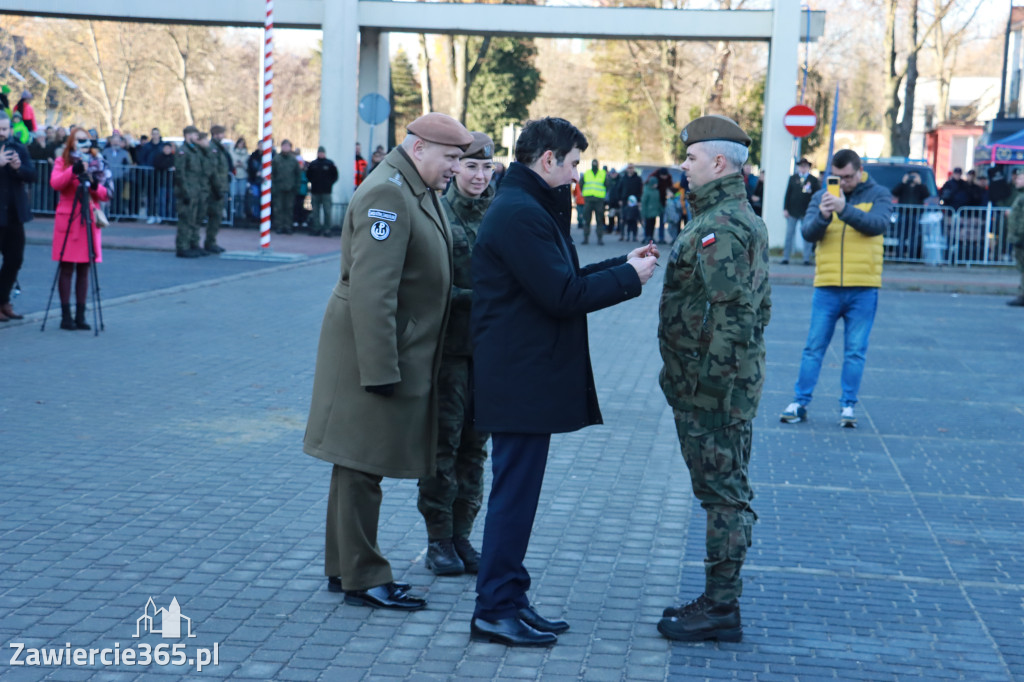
[462,132,494,160]
[680,115,751,148]
[407,112,474,150]
[183,125,199,136]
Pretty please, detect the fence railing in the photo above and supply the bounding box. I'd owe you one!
[878,203,1013,267]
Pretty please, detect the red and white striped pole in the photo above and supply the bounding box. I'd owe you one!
[259,0,274,250]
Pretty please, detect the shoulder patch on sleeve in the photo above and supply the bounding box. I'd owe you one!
[701,233,716,248]
[370,221,391,241]
[368,209,397,221]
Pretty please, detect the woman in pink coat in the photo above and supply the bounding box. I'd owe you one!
[50,127,108,330]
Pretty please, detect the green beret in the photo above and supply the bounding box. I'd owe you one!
[680,115,751,148]
[461,132,494,160]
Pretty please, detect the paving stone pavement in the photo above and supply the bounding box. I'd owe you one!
[2,241,1023,681]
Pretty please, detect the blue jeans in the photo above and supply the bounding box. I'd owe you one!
[794,287,878,408]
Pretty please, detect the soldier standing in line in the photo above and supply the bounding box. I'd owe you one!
[174,125,206,258]
[417,132,495,577]
[1005,168,1024,307]
[204,125,232,253]
[656,115,771,643]
[272,140,300,234]
[194,132,213,256]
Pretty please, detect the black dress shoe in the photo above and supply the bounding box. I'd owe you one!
[344,582,426,610]
[426,540,465,576]
[327,576,409,593]
[517,605,569,634]
[470,616,557,647]
[176,249,201,258]
[204,244,226,254]
[452,537,480,574]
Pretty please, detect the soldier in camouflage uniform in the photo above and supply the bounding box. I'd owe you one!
[656,115,771,643]
[203,125,232,253]
[417,132,495,576]
[173,126,206,258]
[194,133,213,254]
[272,140,300,234]
[1006,169,1024,307]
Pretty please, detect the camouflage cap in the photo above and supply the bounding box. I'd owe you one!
[680,115,751,148]
[407,112,474,150]
[461,132,494,160]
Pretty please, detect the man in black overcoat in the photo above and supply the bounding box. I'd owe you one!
[468,117,659,647]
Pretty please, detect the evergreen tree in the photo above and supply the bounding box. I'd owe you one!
[390,47,421,145]
[465,37,541,153]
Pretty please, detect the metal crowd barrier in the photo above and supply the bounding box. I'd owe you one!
[884,204,955,265]
[30,160,234,226]
[950,205,1012,266]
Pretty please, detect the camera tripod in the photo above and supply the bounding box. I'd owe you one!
[41,179,104,336]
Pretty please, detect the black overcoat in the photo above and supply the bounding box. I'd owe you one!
[0,138,34,226]
[471,162,641,434]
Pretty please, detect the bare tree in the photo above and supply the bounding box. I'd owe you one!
[929,0,984,121]
[418,34,433,115]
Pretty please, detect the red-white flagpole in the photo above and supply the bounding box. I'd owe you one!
[260,0,274,250]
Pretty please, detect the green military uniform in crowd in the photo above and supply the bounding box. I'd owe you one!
[272,148,300,234]
[417,179,494,547]
[205,138,232,250]
[1007,181,1024,305]
[173,135,206,254]
[194,143,213,248]
[580,163,607,244]
[658,170,771,604]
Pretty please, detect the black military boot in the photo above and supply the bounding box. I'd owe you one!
[657,594,742,642]
[425,539,465,576]
[75,304,91,330]
[452,536,481,574]
[60,304,76,331]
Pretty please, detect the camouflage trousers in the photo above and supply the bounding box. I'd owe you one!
[175,193,201,252]
[673,410,757,603]
[205,196,224,247]
[272,190,296,233]
[1016,246,1024,295]
[418,355,489,540]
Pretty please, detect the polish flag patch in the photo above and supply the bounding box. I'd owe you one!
[701,233,716,248]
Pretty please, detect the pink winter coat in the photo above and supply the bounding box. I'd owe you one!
[50,157,109,263]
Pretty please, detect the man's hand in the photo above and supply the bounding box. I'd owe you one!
[5,150,19,170]
[0,149,12,168]
[783,209,790,218]
[628,241,661,261]
[819,191,846,217]
[627,255,658,285]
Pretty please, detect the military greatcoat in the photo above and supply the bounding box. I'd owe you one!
[304,146,453,479]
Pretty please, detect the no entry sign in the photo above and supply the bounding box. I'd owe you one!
[784,104,817,138]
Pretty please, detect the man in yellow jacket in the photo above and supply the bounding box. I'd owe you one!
[779,149,893,428]
[580,159,607,244]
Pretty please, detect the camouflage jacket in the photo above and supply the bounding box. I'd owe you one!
[208,141,232,195]
[1008,188,1024,245]
[272,152,300,193]
[658,173,772,430]
[440,181,494,356]
[173,143,206,199]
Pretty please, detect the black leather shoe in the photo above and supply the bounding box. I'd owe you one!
[658,594,742,642]
[426,540,465,576]
[344,582,426,610]
[470,616,557,647]
[452,537,480,574]
[204,244,226,254]
[327,577,409,593]
[517,605,569,634]
[176,249,201,259]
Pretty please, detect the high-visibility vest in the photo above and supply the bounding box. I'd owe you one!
[582,168,607,199]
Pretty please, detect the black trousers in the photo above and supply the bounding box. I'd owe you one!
[0,217,25,306]
[474,432,551,621]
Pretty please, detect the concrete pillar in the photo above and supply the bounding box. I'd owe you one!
[760,0,800,248]
[358,28,391,160]
[320,0,360,206]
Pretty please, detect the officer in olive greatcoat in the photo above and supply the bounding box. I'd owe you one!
[656,115,771,643]
[417,132,495,577]
[304,113,473,611]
